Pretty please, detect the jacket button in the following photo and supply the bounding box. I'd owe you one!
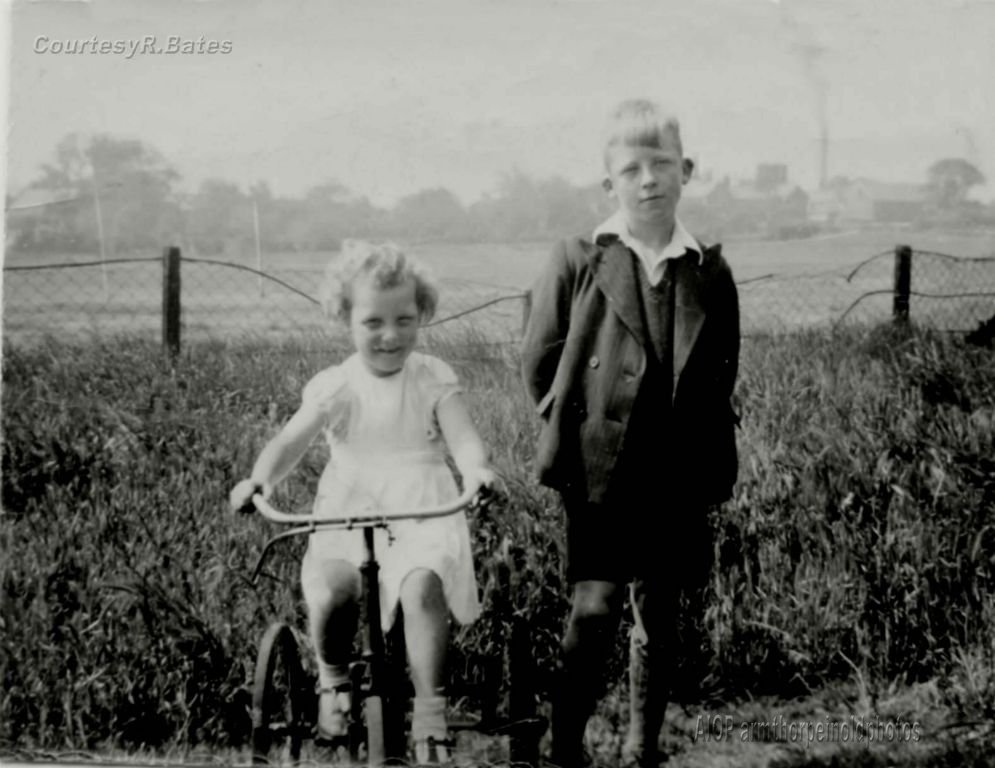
[588,355,599,369]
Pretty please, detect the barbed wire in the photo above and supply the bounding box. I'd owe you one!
[735,274,776,286]
[4,256,159,271]
[425,294,529,328]
[845,249,896,282]
[831,288,995,329]
[180,258,322,306]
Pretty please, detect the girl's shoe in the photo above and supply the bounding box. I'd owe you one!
[411,694,450,763]
[316,685,351,741]
[412,735,454,765]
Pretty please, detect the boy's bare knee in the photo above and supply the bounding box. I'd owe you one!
[571,580,621,620]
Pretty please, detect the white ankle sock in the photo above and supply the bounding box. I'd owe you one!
[411,695,448,742]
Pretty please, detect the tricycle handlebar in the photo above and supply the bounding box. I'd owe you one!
[250,479,483,529]
[248,481,486,584]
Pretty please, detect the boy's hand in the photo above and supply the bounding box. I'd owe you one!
[229,479,270,515]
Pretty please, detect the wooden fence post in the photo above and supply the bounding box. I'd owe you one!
[163,246,181,358]
[521,290,532,336]
[893,244,912,325]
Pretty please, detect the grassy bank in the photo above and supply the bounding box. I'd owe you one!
[1,324,993,754]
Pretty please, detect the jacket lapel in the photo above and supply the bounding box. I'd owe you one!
[591,237,647,350]
[672,249,706,388]
[591,235,711,392]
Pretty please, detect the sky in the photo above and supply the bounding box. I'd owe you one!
[4,0,995,206]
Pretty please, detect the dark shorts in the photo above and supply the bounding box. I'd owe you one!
[560,489,713,585]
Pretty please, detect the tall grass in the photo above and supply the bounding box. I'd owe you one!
[716,326,995,698]
[1,323,993,751]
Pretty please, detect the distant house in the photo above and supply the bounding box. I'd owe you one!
[678,173,723,238]
[755,163,789,192]
[839,179,927,223]
[808,187,844,225]
[709,168,809,236]
[681,164,812,237]
[5,186,84,252]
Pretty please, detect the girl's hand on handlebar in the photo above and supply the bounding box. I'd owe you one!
[465,465,496,492]
[465,466,502,512]
[229,479,271,515]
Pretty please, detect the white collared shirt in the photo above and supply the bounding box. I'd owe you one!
[592,210,703,286]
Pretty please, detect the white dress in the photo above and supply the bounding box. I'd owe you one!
[298,351,481,631]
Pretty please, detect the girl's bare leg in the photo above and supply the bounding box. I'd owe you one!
[400,567,449,695]
[302,557,361,736]
[400,568,450,759]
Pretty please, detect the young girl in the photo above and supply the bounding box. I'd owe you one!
[230,240,494,764]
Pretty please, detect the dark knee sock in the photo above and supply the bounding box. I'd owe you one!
[551,612,617,765]
[625,634,668,765]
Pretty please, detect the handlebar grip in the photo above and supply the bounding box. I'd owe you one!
[237,483,266,515]
[468,484,499,511]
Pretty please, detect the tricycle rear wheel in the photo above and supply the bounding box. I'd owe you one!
[251,622,309,765]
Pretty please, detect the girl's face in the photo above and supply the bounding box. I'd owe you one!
[348,274,420,377]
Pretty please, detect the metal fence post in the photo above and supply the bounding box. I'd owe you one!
[893,244,912,325]
[163,246,181,357]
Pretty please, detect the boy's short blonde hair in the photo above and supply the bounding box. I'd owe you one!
[602,99,683,170]
[320,240,439,323]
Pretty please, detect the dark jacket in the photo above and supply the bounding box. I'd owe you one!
[521,234,740,505]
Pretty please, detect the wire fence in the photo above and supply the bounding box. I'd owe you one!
[4,245,995,352]
[736,246,995,334]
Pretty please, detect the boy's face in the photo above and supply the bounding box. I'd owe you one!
[603,131,691,234]
[349,275,420,377]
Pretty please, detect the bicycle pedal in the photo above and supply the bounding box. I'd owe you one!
[313,729,350,749]
[447,713,482,732]
[484,715,548,737]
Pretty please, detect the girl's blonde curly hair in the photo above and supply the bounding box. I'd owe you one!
[320,240,439,323]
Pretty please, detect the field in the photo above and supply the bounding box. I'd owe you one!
[2,297,995,767]
[3,230,995,765]
[3,227,995,348]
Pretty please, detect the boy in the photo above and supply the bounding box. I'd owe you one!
[521,99,740,767]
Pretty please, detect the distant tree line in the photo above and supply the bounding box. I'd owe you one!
[6,134,613,257]
[6,133,991,258]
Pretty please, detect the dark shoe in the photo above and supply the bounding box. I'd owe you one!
[620,745,667,767]
[544,748,594,768]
